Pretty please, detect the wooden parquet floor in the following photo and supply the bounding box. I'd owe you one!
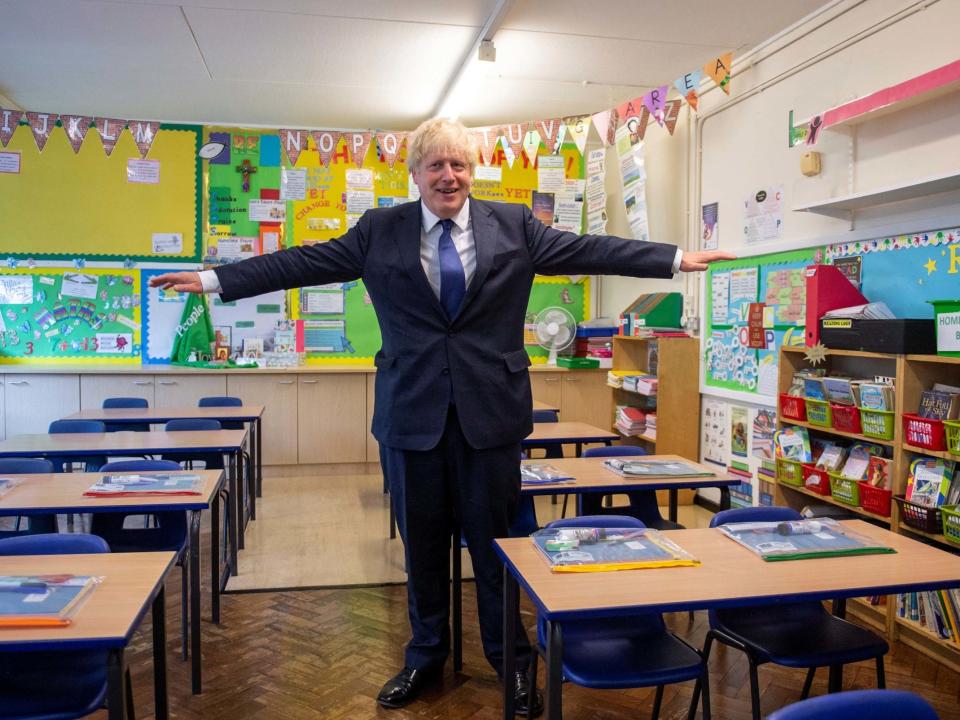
[112,570,960,720]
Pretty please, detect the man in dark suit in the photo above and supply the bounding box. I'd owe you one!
[151,117,733,716]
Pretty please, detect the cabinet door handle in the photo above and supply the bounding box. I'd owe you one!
[133,380,153,386]
[302,379,318,384]
[7,380,27,386]
[544,377,559,383]
[565,377,579,383]
[158,381,177,385]
[278,380,295,385]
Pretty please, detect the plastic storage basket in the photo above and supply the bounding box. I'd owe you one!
[860,409,895,440]
[941,505,960,546]
[894,495,943,533]
[830,403,862,434]
[902,413,946,450]
[857,482,892,517]
[805,399,833,427]
[944,420,960,456]
[777,458,804,486]
[828,472,861,506]
[801,463,832,496]
[779,394,807,422]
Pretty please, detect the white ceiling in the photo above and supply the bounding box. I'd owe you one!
[0,0,830,130]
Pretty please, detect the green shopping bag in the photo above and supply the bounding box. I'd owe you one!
[170,292,215,363]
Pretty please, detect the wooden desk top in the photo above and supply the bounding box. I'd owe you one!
[532,400,559,412]
[0,470,223,514]
[0,429,247,456]
[63,405,265,423]
[495,521,960,621]
[524,422,618,444]
[0,552,176,650]
[520,455,737,494]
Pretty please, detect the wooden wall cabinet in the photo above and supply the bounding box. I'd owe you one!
[80,374,155,408]
[5,374,80,435]
[298,374,367,464]
[226,374,299,465]
[530,373,562,410]
[154,375,227,407]
[560,371,610,428]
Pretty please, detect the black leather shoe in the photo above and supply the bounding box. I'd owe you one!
[513,669,544,718]
[376,666,442,709]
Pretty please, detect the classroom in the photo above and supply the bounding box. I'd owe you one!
[1,1,960,718]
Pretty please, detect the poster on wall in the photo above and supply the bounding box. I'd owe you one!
[701,398,728,466]
[743,185,783,245]
[701,201,719,250]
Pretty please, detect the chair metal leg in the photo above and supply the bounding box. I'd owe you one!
[700,665,712,720]
[560,494,568,518]
[748,660,761,720]
[125,668,136,720]
[651,684,664,720]
[801,667,815,699]
[876,656,885,689]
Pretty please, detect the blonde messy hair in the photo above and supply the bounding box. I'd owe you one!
[406,118,477,174]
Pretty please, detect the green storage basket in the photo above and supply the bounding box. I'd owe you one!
[828,471,861,506]
[941,505,960,547]
[777,458,804,486]
[944,420,960,456]
[860,408,895,440]
[805,398,832,427]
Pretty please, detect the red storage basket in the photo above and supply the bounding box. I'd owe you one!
[858,482,892,517]
[779,394,807,422]
[830,404,862,434]
[902,413,946,451]
[801,463,832,496]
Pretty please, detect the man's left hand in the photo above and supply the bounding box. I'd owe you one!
[679,250,737,272]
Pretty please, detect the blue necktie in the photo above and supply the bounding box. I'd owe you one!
[438,218,465,319]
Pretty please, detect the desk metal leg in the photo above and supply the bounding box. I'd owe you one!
[545,619,563,720]
[211,490,222,624]
[255,417,263,498]
[226,455,239,575]
[502,566,517,720]
[389,499,397,540]
[575,442,582,457]
[189,509,202,695]
[245,431,256,522]
[107,648,127,720]
[828,598,847,692]
[231,452,245,551]
[452,529,462,672]
[720,486,731,510]
[152,585,169,719]
[669,489,678,524]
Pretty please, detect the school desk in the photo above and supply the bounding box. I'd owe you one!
[533,400,560,412]
[523,422,619,457]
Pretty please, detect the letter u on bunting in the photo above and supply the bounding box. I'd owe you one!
[375,131,406,167]
[345,132,372,167]
[311,130,341,167]
[25,112,57,152]
[61,115,92,153]
[0,107,23,148]
[704,52,733,94]
[279,129,306,166]
[500,122,528,168]
[131,121,159,158]
[95,117,127,156]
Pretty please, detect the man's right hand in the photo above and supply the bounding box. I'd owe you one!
[149,271,203,294]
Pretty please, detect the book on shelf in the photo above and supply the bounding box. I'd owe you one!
[839,444,884,481]
[717,518,895,562]
[614,405,646,436]
[603,458,712,478]
[905,458,954,508]
[803,377,827,401]
[918,390,960,421]
[531,527,699,572]
[858,382,895,411]
[0,477,22,499]
[898,589,960,646]
[520,464,574,485]
[788,368,825,397]
[866,456,892,490]
[83,473,203,497]
[822,376,858,406]
[812,440,846,472]
[0,575,98,627]
[774,426,811,462]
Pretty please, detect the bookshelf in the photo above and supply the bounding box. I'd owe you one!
[775,346,960,672]
[610,336,700,505]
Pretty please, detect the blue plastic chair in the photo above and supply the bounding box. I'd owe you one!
[162,418,224,469]
[693,507,889,720]
[48,419,108,473]
[529,515,710,720]
[767,689,939,720]
[102,396,150,432]
[198,396,245,430]
[579,445,682,530]
[0,533,135,720]
[0,458,56,536]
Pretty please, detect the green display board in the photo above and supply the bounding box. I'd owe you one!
[704,247,822,398]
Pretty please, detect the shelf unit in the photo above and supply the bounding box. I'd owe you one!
[610,336,700,505]
[775,346,960,672]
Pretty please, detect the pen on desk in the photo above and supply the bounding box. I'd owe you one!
[0,582,49,593]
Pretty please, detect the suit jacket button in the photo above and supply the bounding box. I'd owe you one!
[441,368,450,375]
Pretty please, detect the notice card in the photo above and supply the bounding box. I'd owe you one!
[248,200,286,222]
[152,233,183,255]
[127,159,160,184]
[0,151,20,174]
[280,168,307,201]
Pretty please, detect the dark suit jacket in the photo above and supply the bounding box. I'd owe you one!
[215,197,677,451]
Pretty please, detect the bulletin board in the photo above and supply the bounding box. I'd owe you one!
[703,247,819,400]
[0,124,201,261]
[0,267,141,363]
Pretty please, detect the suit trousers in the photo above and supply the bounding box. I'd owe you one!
[381,405,532,675]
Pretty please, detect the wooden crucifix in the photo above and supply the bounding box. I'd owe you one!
[236,159,257,192]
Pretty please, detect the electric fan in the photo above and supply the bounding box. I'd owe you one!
[533,306,577,366]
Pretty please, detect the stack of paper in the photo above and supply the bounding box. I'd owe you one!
[644,413,657,439]
[614,406,646,436]
[823,302,895,320]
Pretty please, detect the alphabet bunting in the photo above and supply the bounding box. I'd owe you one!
[311,130,341,167]
[25,111,56,152]
[279,129,306,166]
[61,115,92,153]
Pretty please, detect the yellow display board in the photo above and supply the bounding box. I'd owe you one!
[0,124,200,260]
